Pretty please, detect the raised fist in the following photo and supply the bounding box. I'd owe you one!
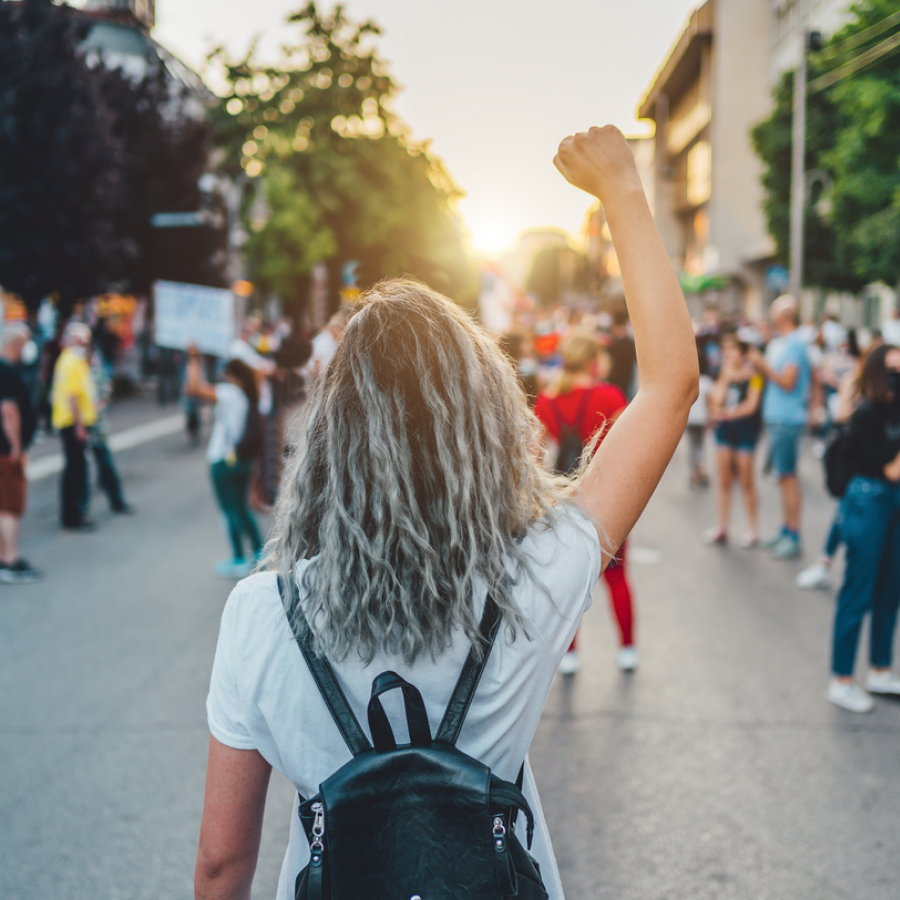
[553,126,641,204]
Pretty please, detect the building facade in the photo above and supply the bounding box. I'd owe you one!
[637,0,848,320]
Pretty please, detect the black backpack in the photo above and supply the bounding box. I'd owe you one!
[822,422,855,498]
[551,390,592,475]
[277,578,549,900]
[235,400,263,462]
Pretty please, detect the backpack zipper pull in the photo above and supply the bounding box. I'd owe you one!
[492,814,507,853]
[310,801,325,866]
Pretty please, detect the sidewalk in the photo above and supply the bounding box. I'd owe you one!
[26,389,188,482]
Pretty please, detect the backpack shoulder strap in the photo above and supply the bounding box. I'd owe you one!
[551,388,593,433]
[277,575,372,757]
[435,594,502,745]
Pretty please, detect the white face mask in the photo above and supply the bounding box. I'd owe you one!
[69,344,88,360]
[20,340,38,366]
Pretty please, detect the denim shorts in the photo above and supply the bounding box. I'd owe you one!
[714,420,760,453]
[767,423,805,477]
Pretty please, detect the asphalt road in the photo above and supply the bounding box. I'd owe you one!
[1,419,898,900]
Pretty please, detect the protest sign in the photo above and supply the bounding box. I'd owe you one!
[154,281,235,358]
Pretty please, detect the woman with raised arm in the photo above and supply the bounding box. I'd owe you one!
[195,126,698,900]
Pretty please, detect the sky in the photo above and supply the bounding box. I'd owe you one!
[151,0,700,253]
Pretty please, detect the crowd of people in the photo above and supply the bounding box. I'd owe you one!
[496,287,900,713]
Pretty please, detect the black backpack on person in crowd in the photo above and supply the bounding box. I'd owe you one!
[551,390,592,476]
[276,578,549,900]
[235,401,263,462]
[822,422,855,499]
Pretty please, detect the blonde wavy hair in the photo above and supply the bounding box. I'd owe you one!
[268,279,576,664]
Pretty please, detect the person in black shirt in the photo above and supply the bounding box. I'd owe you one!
[607,307,636,399]
[827,344,900,711]
[0,323,41,583]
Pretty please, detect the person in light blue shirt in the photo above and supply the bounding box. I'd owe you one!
[748,295,812,559]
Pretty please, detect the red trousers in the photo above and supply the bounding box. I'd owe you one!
[569,541,635,650]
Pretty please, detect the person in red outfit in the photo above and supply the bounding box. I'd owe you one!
[534,330,638,675]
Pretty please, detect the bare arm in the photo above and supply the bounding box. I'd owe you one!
[885,449,900,482]
[554,126,699,559]
[1,400,21,459]
[195,737,271,900]
[186,349,219,405]
[748,347,798,392]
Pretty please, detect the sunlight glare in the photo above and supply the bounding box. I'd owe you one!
[468,217,517,258]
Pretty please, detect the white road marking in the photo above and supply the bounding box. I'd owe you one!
[26,414,184,482]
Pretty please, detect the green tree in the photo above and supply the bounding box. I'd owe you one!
[209,2,476,315]
[0,0,129,312]
[821,0,900,287]
[751,0,900,291]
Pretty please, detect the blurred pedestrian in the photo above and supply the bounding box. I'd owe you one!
[607,306,636,398]
[827,344,900,712]
[302,310,346,383]
[534,331,637,673]
[704,334,763,547]
[194,125,698,900]
[748,295,812,559]
[51,322,97,531]
[186,348,263,578]
[686,337,714,489]
[797,334,863,591]
[87,340,133,515]
[0,323,41,582]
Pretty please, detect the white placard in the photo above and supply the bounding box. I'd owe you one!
[154,280,235,358]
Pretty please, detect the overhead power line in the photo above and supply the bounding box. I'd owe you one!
[819,8,900,62]
[809,28,900,93]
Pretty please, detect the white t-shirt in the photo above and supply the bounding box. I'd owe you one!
[206,504,603,900]
[207,383,249,464]
[687,373,714,426]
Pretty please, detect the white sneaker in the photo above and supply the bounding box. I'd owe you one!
[616,645,639,671]
[865,670,900,695]
[796,561,832,590]
[557,650,579,675]
[827,679,874,713]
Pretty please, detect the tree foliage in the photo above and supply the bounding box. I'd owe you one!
[208,2,476,314]
[0,0,129,311]
[0,0,217,315]
[752,0,900,290]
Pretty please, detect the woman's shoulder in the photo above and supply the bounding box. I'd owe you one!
[521,504,603,582]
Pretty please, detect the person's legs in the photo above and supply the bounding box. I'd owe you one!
[0,512,18,565]
[823,507,843,559]
[210,461,245,561]
[714,446,734,535]
[782,475,803,534]
[831,480,892,678]
[868,496,900,671]
[231,461,263,559]
[92,436,127,511]
[60,426,87,527]
[603,543,634,647]
[735,451,759,539]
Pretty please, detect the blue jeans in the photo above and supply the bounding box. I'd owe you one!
[210,460,263,562]
[831,476,900,676]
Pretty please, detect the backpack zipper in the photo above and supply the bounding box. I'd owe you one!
[310,801,325,865]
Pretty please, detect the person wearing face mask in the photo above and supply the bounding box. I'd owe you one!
[51,322,98,531]
[827,344,900,712]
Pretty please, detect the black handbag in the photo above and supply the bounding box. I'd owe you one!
[277,578,549,900]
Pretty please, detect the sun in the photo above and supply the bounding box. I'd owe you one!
[467,217,517,259]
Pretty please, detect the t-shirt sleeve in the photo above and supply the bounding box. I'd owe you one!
[206,587,257,750]
[523,504,603,652]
